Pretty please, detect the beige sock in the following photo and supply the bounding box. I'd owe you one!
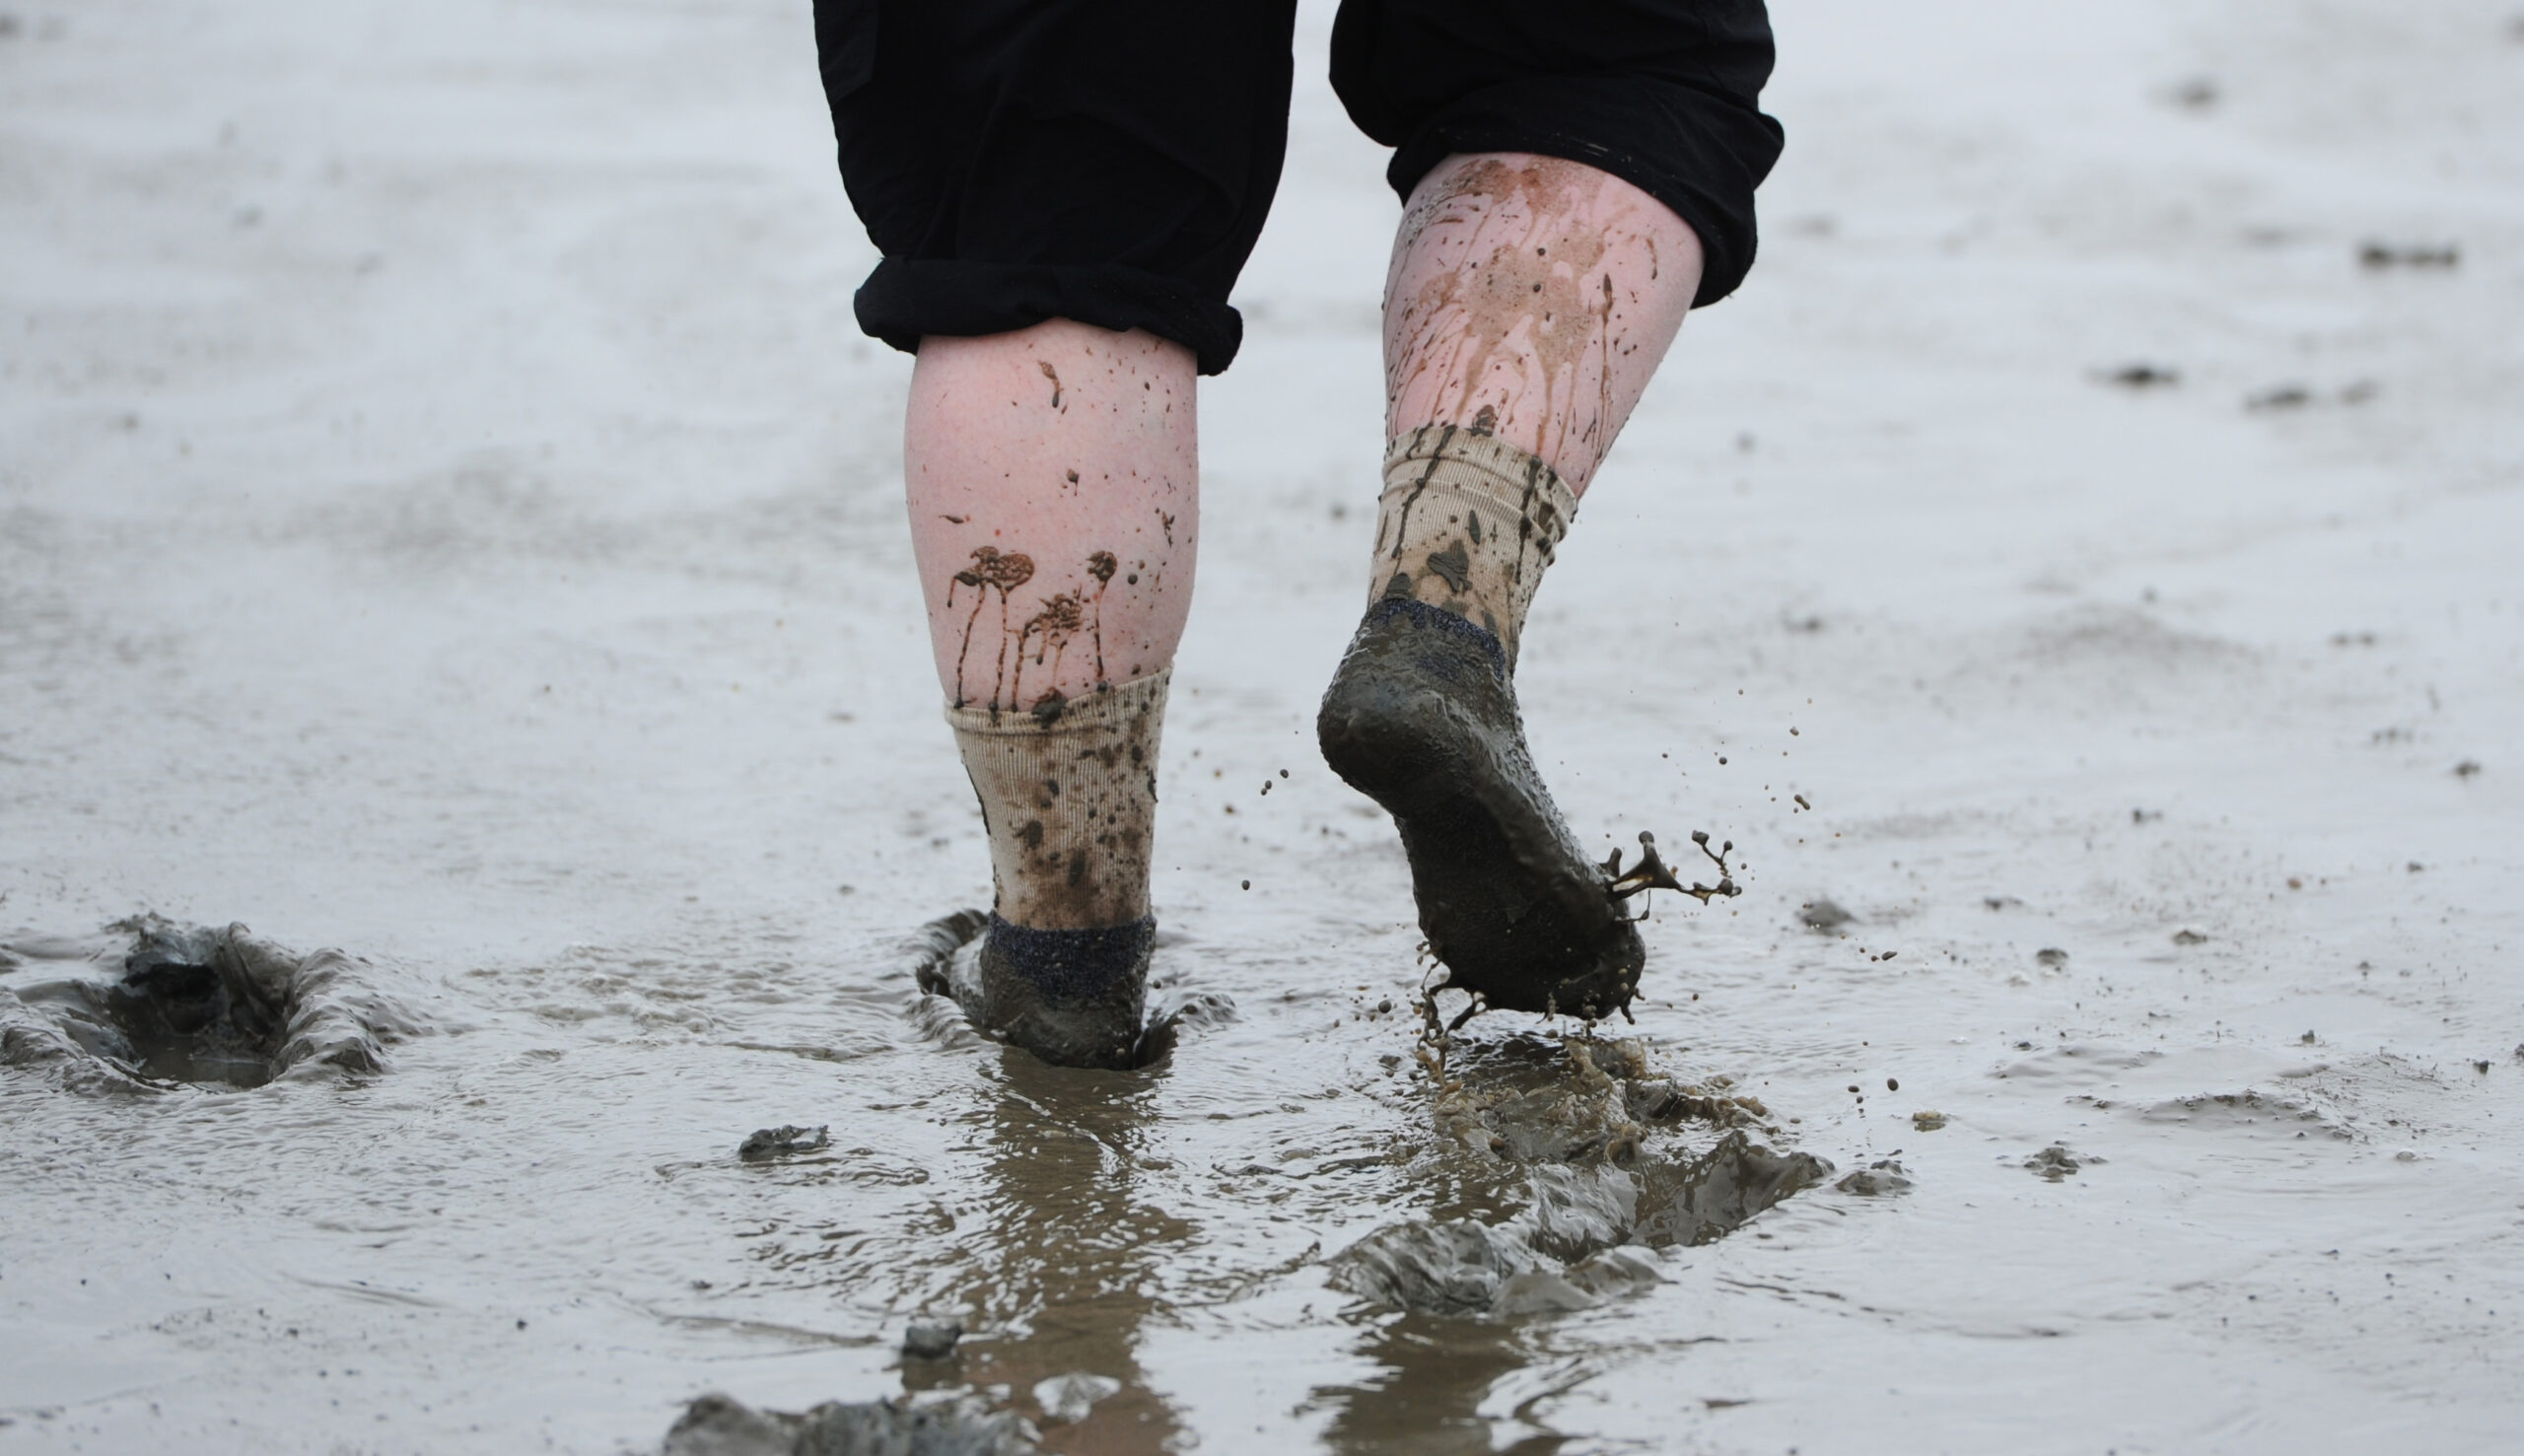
[1368,424,1579,668]
[947,670,1167,930]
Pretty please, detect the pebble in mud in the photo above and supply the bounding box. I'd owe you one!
[737,1125,830,1162]
[902,1320,963,1360]
[2097,362,2181,388]
[2357,240,2459,269]
[1835,1159,1913,1197]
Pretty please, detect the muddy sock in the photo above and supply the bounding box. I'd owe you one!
[1326,430,1642,1021]
[1367,425,1579,669]
[948,670,1166,930]
[946,672,1167,1067]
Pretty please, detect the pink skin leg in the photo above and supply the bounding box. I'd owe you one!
[1384,153,1706,496]
[905,320,1199,712]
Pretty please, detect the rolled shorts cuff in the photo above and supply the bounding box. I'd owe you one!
[854,257,1246,375]
[1386,77,1785,310]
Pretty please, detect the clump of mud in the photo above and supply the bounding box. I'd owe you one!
[1331,1032,1829,1317]
[2022,1144,2097,1181]
[738,1125,831,1162]
[1835,1159,1912,1196]
[0,915,410,1091]
[663,1391,1036,1456]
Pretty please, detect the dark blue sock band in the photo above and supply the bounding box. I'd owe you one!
[985,914,1156,1003]
[1360,595,1510,681]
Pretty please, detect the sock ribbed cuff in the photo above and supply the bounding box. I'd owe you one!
[1370,425,1578,668]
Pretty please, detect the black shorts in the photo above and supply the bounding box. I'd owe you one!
[814,0,1782,376]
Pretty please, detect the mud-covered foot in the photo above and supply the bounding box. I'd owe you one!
[922,914,1154,1069]
[1317,596,1644,1019]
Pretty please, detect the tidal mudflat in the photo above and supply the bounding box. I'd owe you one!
[5,0,2522,1450]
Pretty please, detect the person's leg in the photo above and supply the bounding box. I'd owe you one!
[1319,0,1781,1023]
[815,0,1298,1066]
[1318,155,1702,1022]
[903,321,1195,1068]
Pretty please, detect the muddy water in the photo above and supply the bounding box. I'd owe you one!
[0,904,1832,1455]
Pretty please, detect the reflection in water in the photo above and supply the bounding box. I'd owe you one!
[873,984,1818,1454]
[922,1047,1193,1455]
[1319,1315,1562,1456]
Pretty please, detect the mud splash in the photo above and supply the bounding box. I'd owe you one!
[1332,1033,1829,1317]
[0,915,412,1091]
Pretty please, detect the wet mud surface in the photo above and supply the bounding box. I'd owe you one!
[6,1,2524,1452]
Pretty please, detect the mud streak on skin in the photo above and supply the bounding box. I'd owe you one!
[1386,157,1655,487]
[950,547,1126,711]
[1385,423,1459,567]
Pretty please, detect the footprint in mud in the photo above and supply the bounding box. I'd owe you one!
[1330,1035,1832,1317]
[0,915,409,1091]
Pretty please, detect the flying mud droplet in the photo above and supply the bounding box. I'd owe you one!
[0,915,412,1091]
[1602,830,1739,909]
